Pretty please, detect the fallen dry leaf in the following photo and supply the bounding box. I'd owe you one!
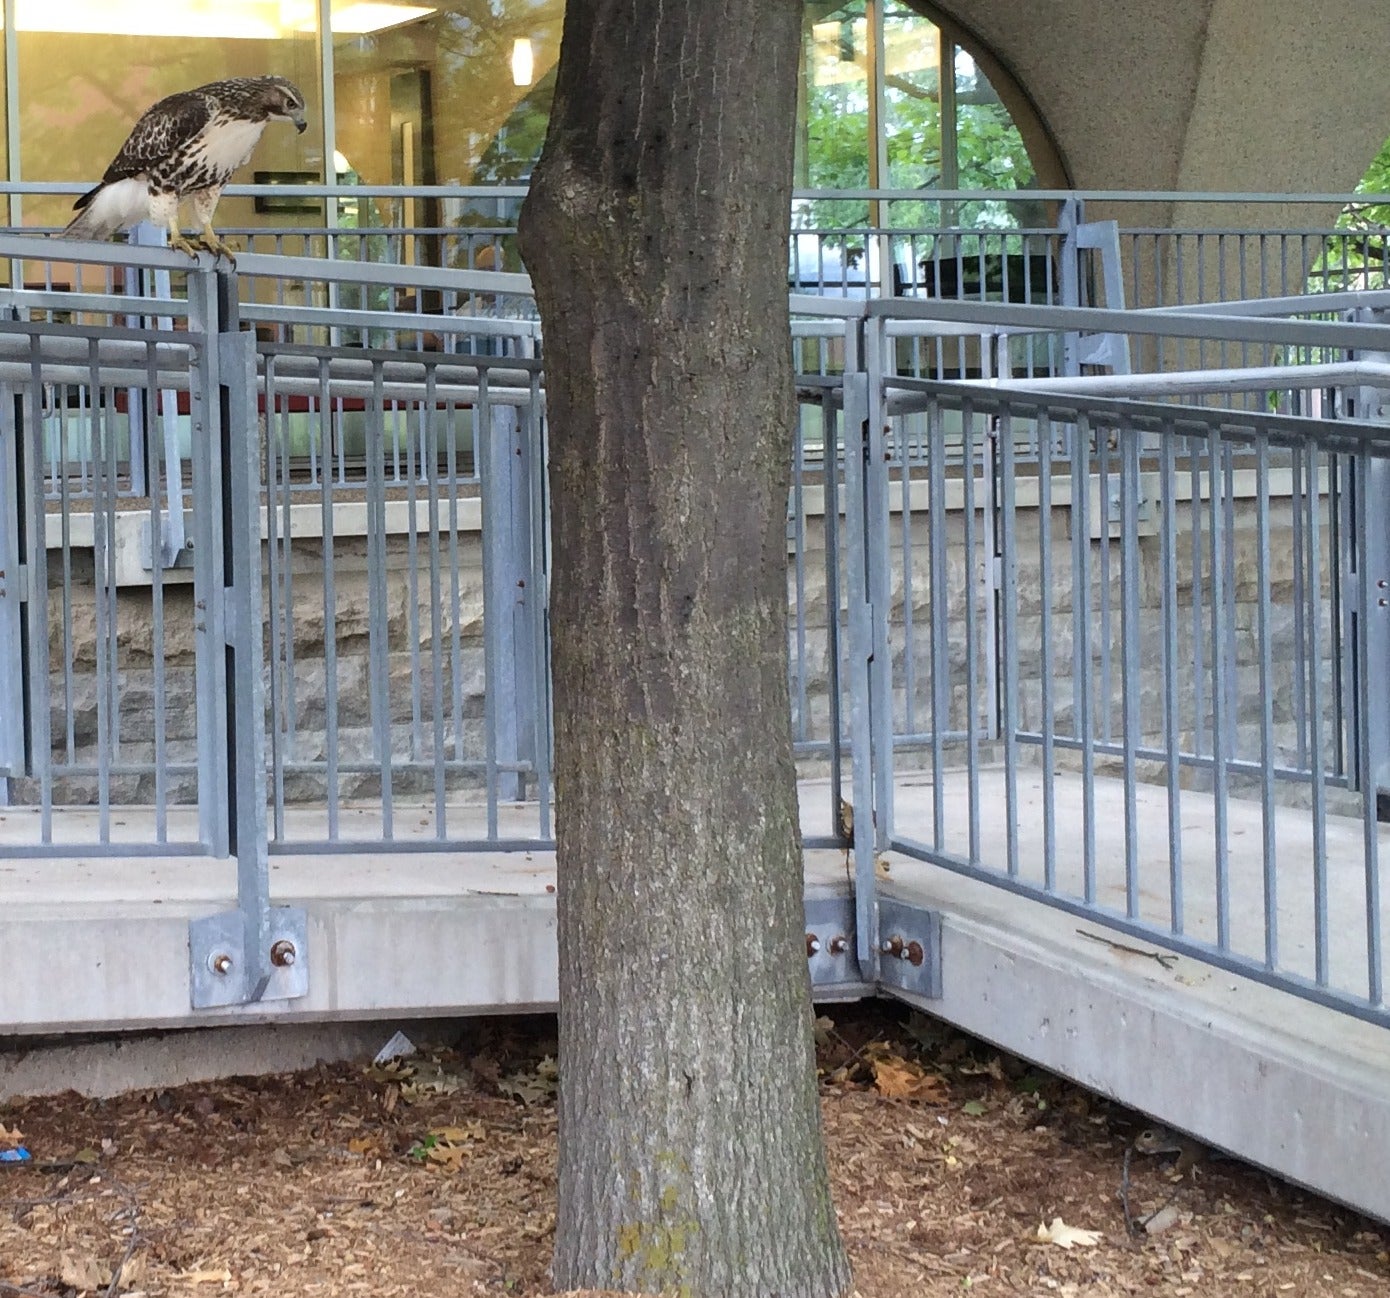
[1035,1217,1104,1249]
[60,1251,112,1292]
[871,1055,949,1103]
[176,1267,233,1284]
[498,1056,558,1105]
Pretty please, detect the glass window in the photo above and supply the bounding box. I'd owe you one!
[6,0,1050,274]
[795,2,1046,236]
[332,0,563,269]
[952,46,1040,228]
[797,2,872,228]
[15,0,324,235]
[882,4,941,191]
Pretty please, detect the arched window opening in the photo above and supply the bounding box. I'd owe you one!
[795,2,1051,232]
[1310,138,1390,292]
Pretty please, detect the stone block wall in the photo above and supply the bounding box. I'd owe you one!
[789,491,1351,811]
[12,488,1355,820]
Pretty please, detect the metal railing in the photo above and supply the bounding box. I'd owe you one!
[9,185,1389,497]
[830,295,1390,1026]
[0,238,227,852]
[3,228,1390,1026]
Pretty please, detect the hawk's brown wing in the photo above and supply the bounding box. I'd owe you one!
[100,90,213,185]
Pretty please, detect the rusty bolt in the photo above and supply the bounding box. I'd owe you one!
[905,940,925,967]
[828,936,848,956]
[269,940,297,968]
[881,935,905,958]
[806,933,821,957]
[209,952,234,976]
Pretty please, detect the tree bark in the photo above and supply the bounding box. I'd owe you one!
[517,2,851,1295]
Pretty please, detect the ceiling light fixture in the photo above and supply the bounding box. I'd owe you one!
[511,37,534,88]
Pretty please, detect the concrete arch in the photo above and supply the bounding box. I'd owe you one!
[931,0,1390,197]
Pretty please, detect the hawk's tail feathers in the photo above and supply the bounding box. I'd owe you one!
[59,179,150,241]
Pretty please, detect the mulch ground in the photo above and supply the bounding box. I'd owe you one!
[0,1004,1385,1297]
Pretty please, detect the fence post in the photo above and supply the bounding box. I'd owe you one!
[481,340,542,805]
[127,222,189,570]
[0,383,23,797]
[188,266,308,1009]
[1349,307,1390,806]
[841,314,879,982]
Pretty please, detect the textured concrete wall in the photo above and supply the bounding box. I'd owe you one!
[934,0,1390,207]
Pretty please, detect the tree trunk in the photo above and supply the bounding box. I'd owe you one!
[517,2,851,1295]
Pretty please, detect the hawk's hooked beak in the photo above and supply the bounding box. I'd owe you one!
[292,110,307,134]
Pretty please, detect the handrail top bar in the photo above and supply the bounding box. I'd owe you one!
[1148,289,1390,317]
[6,181,1390,205]
[0,232,539,296]
[0,230,223,271]
[804,188,1390,205]
[242,301,541,339]
[891,376,1390,449]
[789,293,868,319]
[870,295,1390,349]
[234,250,534,295]
[0,181,533,200]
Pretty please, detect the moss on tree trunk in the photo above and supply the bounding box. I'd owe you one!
[517,1,852,1294]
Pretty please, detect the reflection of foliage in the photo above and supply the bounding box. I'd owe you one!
[447,71,550,273]
[473,69,554,184]
[796,5,1036,235]
[460,69,553,273]
[1309,134,1390,292]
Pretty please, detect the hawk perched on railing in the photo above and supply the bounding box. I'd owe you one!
[60,76,307,261]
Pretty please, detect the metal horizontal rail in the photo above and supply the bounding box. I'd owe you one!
[960,360,1390,398]
[15,181,1390,204]
[1150,289,1390,317]
[884,377,1390,450]
[244,302,539,340]
[867,295,1390,350]
[234,251,534,297]
[260,347,539,386]
[0,230,218,272]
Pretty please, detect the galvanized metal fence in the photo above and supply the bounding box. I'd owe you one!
[830,295,1390,1027]
[0,237,228,852]
[10,186,1389,494]
[244,260,552,852]
[4,225,1390,1027]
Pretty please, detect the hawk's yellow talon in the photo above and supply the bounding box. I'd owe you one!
[197,226,238,266]
[168,232,202,260]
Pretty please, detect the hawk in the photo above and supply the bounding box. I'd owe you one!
[61,76,307,260]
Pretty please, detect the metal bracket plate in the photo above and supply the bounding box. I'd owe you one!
[874,898,943,1000]
[189,907,309,1009]
[140,513,195,571]
[804,895,864,991]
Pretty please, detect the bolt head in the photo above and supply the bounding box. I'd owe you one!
[209,952,234,976]
[270,939,297,968]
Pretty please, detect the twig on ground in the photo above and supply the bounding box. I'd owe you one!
[1121,1141,1186,1237]
[102,1226,141,1298]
